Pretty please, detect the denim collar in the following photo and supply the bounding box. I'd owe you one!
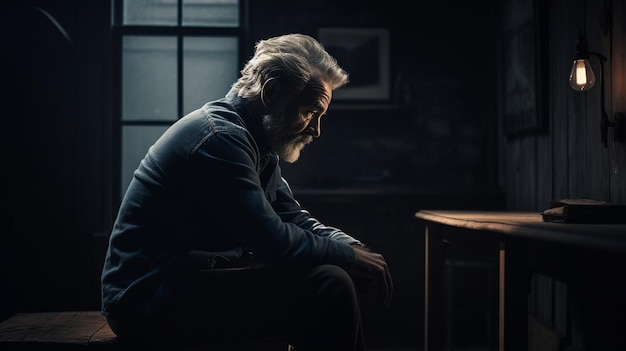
[224,87,274,157]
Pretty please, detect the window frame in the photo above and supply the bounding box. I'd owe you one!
[110,0,248,204]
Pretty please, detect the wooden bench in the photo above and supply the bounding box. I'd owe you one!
[0,311,291,350]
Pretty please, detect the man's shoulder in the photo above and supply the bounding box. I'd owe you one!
[200,100,247,129]
[159,106,248,152]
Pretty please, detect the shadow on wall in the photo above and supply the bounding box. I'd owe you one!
[0,2,83,320]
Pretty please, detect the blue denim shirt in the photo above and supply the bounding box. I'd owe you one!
[101,88,359,316]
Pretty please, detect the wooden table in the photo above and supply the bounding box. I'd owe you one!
[415,210,626,351]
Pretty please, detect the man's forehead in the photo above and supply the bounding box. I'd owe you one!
[298,77,331,105]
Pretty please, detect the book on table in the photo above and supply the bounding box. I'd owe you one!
[541,198,626,224]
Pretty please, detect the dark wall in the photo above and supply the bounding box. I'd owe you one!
[0,0,111,320]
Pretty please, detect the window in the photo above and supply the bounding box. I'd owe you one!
[111,0,244,196]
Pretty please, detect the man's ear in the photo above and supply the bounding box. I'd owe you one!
[260,78,279,108]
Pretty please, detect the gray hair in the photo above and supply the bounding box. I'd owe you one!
[233,33,349,100]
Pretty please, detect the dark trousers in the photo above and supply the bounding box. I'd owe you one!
[107,264,365,351]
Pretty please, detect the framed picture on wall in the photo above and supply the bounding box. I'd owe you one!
[317,27,390,102]
[500,0,548,136]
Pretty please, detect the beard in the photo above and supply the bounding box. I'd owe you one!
[262,107,313,163]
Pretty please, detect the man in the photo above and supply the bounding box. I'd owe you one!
[101,33,393,351]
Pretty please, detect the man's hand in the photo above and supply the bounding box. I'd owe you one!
[347,246,393,307]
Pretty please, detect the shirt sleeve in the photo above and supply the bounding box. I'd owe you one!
[271,175,363,246]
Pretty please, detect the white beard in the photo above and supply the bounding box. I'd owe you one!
[279,134,313,163]
[262,112,312,163]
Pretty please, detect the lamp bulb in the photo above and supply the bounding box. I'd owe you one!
[569,59,595,91]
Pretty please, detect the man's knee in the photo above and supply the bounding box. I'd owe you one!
[306,264,357,301]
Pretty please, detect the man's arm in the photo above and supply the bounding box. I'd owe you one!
[192,131,355,268]
[270,173,392,306]
[271,176,364,246]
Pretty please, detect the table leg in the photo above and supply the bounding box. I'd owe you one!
[499,239,528,351]
[424,224,446,351]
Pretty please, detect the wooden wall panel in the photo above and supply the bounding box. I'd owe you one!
[564,0,586,200]
[500,0,626,211]
[583,0,611,200]
[502,136,537,210]
[611,0,626,203]
[550,0,576,201]
[536,131,552,210]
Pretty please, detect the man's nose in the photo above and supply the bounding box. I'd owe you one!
[308,116,321,137]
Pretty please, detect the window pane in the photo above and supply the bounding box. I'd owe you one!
[122,0,239,27]
[183,36,239,114]
[123,36,178,121]
[123,0,177,26]
[183,0,239,27]
[121,125,169,195]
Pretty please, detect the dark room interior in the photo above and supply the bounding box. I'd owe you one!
[1,1,626,351]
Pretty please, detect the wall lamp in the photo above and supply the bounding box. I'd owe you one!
[569,30,624,147]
